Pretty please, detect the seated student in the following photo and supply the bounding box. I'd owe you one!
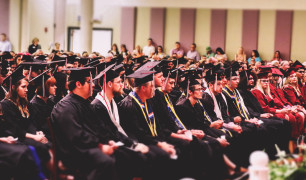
[29,69,57,141]
[221,64,274,164]
[291,61,306,104]
[238,69,291,153]
[283,67,306,109]
[251,68,302,138]
[119,71,204,179]
[0,66,51,167]
[51,67,117,180]
[153,69,245,179]
[91,65,174,180]
[0,136,44,180]
[175,78,230,146]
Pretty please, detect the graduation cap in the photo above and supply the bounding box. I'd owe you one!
[67,67,95,96]
[176,57,188,65]
[67,67,95,81]
[271,68,283,76]
[84,59,101,67]
[113,64,124,74]
[1,51,13,60]
[20,61,49,80]
[127,70,155,87]
[224,62,241,79]
[180,77,200,98]
[29,68,52,97]
[53,55,66,61]
[66,55,78,64]
[2,66,25,94]
[93,64,116,81]
[35,55,47,61]
[113,55,124,65]
[131,56,146,64]
[284,68,296,78]
[257,66,272,79]
[135,61,161,73]
[205,64,224,83]
[21,54,33,62]
[291,60,304,70]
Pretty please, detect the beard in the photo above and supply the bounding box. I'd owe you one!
[113,88,123,97]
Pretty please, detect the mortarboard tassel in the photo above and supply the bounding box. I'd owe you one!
[163,71,170,91]
[214,73,217,92]
[186,78,190,98]
[9,76,12,95]
[89,72,93,97]
[42,75,45,97]
[29,66,32,81]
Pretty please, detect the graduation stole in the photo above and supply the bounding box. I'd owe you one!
[222,86,249,120]
[129,91,158,136]
[197,100,233,137]
[158,88,186,130]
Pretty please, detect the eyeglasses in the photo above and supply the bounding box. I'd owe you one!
[194,88,204,91]
[298,71,305,73]
[260,80,269,83]
[249,78,254,80]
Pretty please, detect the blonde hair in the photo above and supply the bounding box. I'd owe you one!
[284,74,301,96]
[256,79,273,99]
[32,37,39,44]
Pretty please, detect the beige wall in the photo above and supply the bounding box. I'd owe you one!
[225,10,242,60]
[6,1,306,61]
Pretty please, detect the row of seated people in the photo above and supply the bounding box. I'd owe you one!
[0,57,305,179]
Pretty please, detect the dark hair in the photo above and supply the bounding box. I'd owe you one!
[0,33,6,37]
[112,44,119,55]
[192,43,197,48]
[121,44,128,53]
[6,78,29,117]
[156,45,164,54]
[175,42,180,45]
[216,47,225,54]
[68,77,86,92]
[274,50,281,59]
[252,50,260,58]
[238,71,257,91]
[148,38,153,41]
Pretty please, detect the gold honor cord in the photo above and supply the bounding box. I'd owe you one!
[222,86,249,120]
[158,88,187,130]
[130,94,157,137]
[198,100,233,137]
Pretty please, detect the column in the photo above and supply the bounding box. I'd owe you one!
[0,0,10,36]
[179,8,196,52]
[80,0,93,53]
[275,10,293,60]
[150,8,165,47]
[210,9,227,51]
[120,7,136,52]
[242,10,259,57]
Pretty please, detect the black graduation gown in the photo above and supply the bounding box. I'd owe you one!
[0,142,39,180]
[53,72,67,104]
[51,93,116,180]
[0,99,50,163]
[29,95,55,141]
[118,95,165,145]
[91,98,175,180]
[175,97,227,139]
[151,90,228,179]
[119,94,222,179]
[238,88,291,153]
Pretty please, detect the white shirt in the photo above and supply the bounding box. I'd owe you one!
[0,40,12,52]
[143,45,155,57]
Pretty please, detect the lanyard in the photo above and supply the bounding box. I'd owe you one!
[223,86,249,120]
[158,88,186,130]
[129,92,157,136]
